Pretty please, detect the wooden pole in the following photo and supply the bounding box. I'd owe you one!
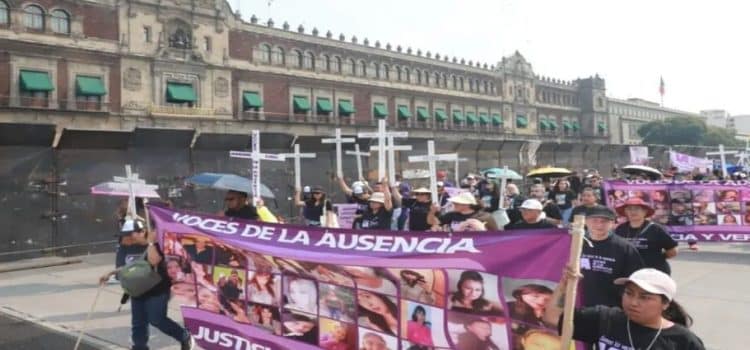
[560,214,585,350]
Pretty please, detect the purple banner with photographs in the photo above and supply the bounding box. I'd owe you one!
[604,180,750,242]
[150,206,575,350]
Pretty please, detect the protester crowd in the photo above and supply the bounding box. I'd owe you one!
[101,163,717,350]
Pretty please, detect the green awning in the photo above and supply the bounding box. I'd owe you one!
[293,96,310,112]
[539,119,550,130]
[466,112,479,125]
[166,83,197,103]
[516,115,528,128]
[548,119,558,130]
[572,121,580,131]
[373,103,388,119]
[397,105,412,119]
[338,99,355,116]
[75,76,106,96]
[479,113,490,125]
[317,97,333,113]
[597,121,607,132]
[435,109,448,122]
[563,121,573,131]
[19,70,54,92]
[242,91,263,109]
[416,107,429,121]
[492,114,503,126]
[452,110,465,123]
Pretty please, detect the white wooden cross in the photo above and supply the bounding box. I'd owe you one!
[358,119,408,181]
[229,130,286,205]
[345,143,370,181]
[281,144,317,190]
[321,128,355,178]
[495,166,516,209]
[371,136,413,184]
[707,144,738,179]
[454,157,469,185]
[408,140,459,203]
[113,165,157,219]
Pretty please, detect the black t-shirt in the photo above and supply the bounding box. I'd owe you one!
[504,219,556,230]
[564,306,705,350]
[129,243,171,300]
[402,198,432,231]
[303,200,333,225]
[580,234,644,307]
[360,208,393,230]
[225,205,259,221]
[615,221,678,275]
[506,195,526,224]
[549,190,577,209]
[543,201,563,220]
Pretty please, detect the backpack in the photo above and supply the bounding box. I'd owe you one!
[117,249,163,297]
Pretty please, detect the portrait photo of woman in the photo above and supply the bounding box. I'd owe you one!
[197,286,223,314]
[357,290,399,336]
[342,266,397,296]
[282,312,318,345]
[318,318,357,350]
[511,324,561,350]
[248,269,279,306]
[391,268,446,306]
[406,305,433,346]
[506,284,554,327]
[358,329,398,350]
[449,270,504,316]
[283,276,318,315]
[250,303,282,335]
[319,283,356,322]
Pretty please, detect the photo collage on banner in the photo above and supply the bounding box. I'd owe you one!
[163,232,564,350]
[607,185,750,227]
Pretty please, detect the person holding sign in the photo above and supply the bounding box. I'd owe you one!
[580,205,644,308]
[400,187,434,231]
[615,198,679,275]
[544,268,705,350]
[295,186,334,227]
[358,178,394,230]
[429,192,498,231]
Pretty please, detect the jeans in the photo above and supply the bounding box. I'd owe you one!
[131,292,188,350]
[561,207,574,225]
[391,208,402,230]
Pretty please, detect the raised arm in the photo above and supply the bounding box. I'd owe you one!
[543,265,580,328]
[382,178,393,211]
[337,177,353,197]
[294,188,305,207]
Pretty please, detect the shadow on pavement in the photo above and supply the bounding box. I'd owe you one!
[0,312,101,350]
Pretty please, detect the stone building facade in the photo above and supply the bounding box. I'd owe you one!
[0,0,612,145]
[608,98,704,145]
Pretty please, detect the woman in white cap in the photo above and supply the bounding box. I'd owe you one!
[543,268,705,349]
[358,178,394,230]
[429,192,498,231]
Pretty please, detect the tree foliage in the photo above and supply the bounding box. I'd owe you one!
[637,116,742,147]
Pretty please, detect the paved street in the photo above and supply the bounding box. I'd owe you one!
[0,244,747,350]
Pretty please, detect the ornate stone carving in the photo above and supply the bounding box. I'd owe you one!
[214,77,229,98]
[123,68,142,91]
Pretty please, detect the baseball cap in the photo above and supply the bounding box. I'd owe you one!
[353,184,364,195]
[119,218,145,236]
[614,268,677,301]
[519,199,543,211]
[586,205,616,220]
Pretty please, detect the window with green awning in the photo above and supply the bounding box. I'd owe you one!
[563,120,573,131]
[166,82,197,103]
[338,99,355,116]
[293,95,310,112]
[466,112,479,125]
[397,105,412,119]
[452,110,465,123]
[75,76,106,96]
[572,121,580,131]
[479,113,490,125]
[516,115,528,128]
[539,119,550,130]
[416,107,429,121]
[317,97,333,114]
[242,91,263,110]
[373,103,388,119]
[597,121,607,133]
[548,119,558,131]
[19,70,54,92]
[492,114,503,126]
[435,109,448,122]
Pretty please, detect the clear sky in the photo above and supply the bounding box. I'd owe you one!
[233,0,749,115]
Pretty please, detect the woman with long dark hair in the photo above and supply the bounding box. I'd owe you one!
[248,269,277,305]
[544,268,705,349]
[357,290,399,335]
[295,186,335,227]
[450,271,503,315]
[507,284,554,327]
[407,305,434,346]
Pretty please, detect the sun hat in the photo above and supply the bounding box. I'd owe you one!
[616,197,655,217]
[449,192,477,205]
[369,192,386,204]
[519,199,543,211]
[614,268,677,301]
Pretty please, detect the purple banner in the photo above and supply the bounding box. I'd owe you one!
[604,180,750,242]
[151,206,574,350]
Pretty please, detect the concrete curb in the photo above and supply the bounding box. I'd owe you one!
[0,306,128,350]
[0,257,82,273]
